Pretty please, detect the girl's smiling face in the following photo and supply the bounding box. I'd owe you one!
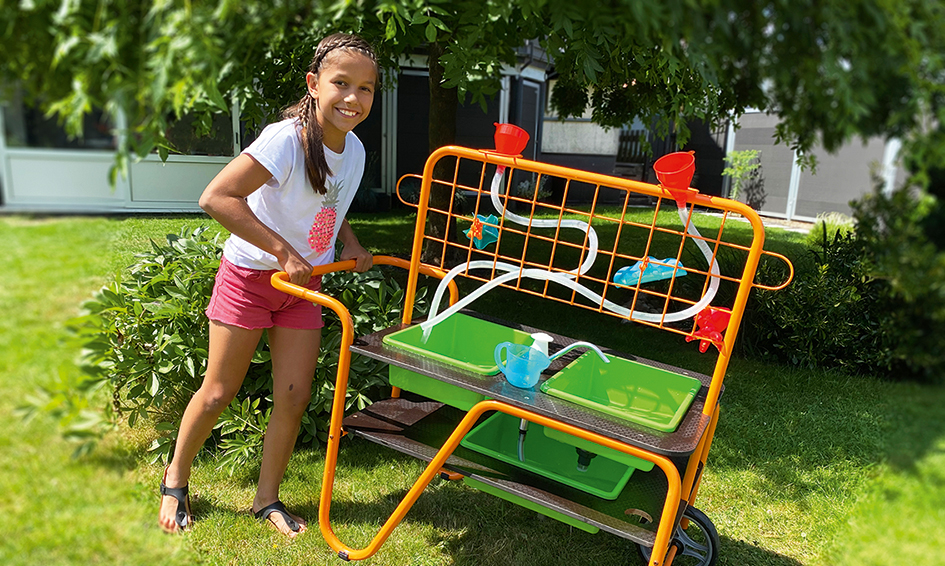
[306,50,376,153]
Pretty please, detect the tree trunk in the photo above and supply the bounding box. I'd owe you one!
[422,41,460,265]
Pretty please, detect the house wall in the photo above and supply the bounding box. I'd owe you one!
[540,81,620,160]
[538,81,623,202]
[128,157,231,209]
[1,148,227,213]
[795,138,886,218]
[0,66,532,213]
[3,75,901,220]
[509,79,542,161]
[541,120,620,156]
[394,71,507,169]
[0,93,233,213]
[732,111,901,220]
[730,112,796,214]
[681,120,726,197]
[3,150,129,210]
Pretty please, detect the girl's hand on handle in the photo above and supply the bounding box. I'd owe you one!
[340,240,373,273]
[338,219,373,273]
[281,252,314,285]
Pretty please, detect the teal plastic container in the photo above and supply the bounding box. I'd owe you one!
[541,352,701,433]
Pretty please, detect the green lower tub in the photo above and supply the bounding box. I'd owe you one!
[460,412,636,500]
[542,427,654,472]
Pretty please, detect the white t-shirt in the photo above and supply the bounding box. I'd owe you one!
[222,118,365,270]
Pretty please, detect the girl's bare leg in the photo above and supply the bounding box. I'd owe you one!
[158,320,263,533]
[251,325,320,536]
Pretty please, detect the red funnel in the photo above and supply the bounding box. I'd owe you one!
[493,123,529,156]
[653,151,698,206]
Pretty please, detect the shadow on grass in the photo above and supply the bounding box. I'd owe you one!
[307,440,803,566]
[708,361,945,495]
[718,537,804,566]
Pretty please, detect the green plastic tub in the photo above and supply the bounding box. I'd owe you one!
[540,352,701,433]
[460,412,636,500]
[384,313,532,410]
[383,313,532,374]
[388,366,486,411]
[542,427,654,472]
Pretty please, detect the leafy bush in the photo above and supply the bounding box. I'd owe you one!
[28,226,427,468]
[743,184,945,384]
[850,185,945,381]
[722,149,761,200]
[743,226,896,375]
[805,211,854,247]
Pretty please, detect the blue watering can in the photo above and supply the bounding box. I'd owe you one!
[495,333,609,389]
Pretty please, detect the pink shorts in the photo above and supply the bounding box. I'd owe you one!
[205,256,324,330]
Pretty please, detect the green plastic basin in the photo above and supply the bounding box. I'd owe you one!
[540,352,701,433]
[460,412,636,500]
[384,313,532,410]
[383,313,532,375]
[542,427,654,472]
[388,366,485,411]
[463,477,599,533]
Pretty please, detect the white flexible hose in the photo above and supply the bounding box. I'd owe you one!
[420,167,720,340]
[489,166,598,276]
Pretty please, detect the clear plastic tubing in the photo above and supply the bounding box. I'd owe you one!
[420,167,720,340]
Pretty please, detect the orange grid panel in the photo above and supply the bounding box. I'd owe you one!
[399,149,790,344]
[399,146,793,417]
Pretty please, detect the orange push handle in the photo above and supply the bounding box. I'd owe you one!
[752,250,794,291]
[396,174,423,208]
[268,253,468,563]
[271,254,459,306]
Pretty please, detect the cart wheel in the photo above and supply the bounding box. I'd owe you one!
[637,506,719,566]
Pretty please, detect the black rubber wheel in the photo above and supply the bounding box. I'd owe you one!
[637,506,719,566]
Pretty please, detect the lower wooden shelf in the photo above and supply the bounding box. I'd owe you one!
[342,397,689,546]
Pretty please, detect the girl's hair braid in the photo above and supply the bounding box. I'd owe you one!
[282,33,378,194]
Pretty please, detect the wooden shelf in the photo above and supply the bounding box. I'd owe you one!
[343,397,689,545]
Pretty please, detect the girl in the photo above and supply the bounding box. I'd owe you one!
[158,33,377,537]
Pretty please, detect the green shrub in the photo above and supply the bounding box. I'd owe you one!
[743,226,896,375]
[28,226,427,468]
[722,149,761,200]
[805,211,854,247]
[850,185,945,381]
[743,184,945,384]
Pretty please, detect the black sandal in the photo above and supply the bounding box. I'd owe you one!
[160,467,192,532]
[254,500,301,534]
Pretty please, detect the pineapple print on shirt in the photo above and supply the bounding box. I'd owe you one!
[308,179,341,254]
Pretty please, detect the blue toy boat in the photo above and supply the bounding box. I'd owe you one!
[613,257,687,286]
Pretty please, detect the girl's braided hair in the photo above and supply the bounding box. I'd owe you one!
[283,33,378,194]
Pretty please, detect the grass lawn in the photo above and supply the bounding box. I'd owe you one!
[1,211,943,565]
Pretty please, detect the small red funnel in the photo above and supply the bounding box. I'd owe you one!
[653,151,698,206]
[493,123,529,156]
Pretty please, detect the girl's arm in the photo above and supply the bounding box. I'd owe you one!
[338,219,373,273]
[199,154,314,284]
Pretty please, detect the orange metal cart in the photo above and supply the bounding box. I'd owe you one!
[273,138,792,566]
